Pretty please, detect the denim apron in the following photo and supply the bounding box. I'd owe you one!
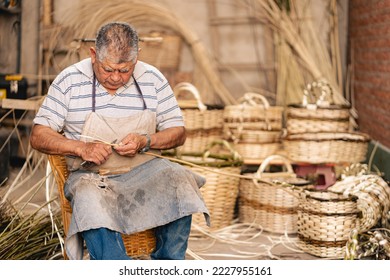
[63,76,210,259]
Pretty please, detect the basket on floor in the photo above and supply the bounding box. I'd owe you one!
[173,140,243,231]
[173,82,224,153]
[284,132,370,164]
[286,79,351,134]
[297,171,388,259]
[296,189,360,259]
[239,155,305,234]
[47,154,156,259]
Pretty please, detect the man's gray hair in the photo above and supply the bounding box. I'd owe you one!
[95,22,139,63]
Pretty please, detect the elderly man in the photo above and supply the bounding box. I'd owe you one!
[30,22,209,260]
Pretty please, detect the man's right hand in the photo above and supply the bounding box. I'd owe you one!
[79,141,113,165]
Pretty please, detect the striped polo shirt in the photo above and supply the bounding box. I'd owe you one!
[33,58,184,140]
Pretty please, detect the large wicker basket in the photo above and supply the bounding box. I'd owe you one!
[286,80,351,134]
[174,140,243,231]
[223,92,283,131]
[174,82,224,153]
[296,171,388,259]
[296,189,360,259]
[238,155,303,234]
[284,132,370,164]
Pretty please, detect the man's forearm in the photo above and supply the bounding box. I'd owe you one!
[30,124,84,156]
[150,126,186,150]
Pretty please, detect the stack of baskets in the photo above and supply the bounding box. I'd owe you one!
[173,82,224,154]
[177,140,243,231]
[284,79,370,164]
[223,93,284,163]
[238,155,307,234]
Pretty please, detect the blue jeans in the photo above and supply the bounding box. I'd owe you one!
[81,215,192,260]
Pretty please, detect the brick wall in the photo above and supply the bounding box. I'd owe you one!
[349,0,390,149]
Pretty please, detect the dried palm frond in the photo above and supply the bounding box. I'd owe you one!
[250,0,348,105]
[346,228,390,260]
[0,199,63,260]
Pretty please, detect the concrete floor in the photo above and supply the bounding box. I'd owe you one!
[1,157,320,261]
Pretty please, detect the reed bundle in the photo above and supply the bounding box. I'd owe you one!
[60,0,237,105]
[249,0,347,106]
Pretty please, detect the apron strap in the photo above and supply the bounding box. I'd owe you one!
[92,74,96,112]
[132,75,147,110]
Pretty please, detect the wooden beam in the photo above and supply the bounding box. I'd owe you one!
[0,97,43,111]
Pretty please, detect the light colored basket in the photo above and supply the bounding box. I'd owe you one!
[223,127,282,144]
[178,129,222,154]
[296,189,360,259]
[223,92,283,131]
[284,132,370,164]
[238,155,302,234]
[286,79,351,134]
[174,82,223,130]
[176,140,243,231]
[138,32,182,70]
[297,172,388,259]
[234,142,282,162]
[173,82,224,153]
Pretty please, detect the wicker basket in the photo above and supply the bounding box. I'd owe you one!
[138,32,182,70]
[238,155,303,234]
[234,142,282,162]
[174,82,224,153]
[297,171,388,259]
[296,189,360,259]
[175,140,243,231]
[284,132,370,164]
[286,80,351,134]
[223,92,283,131]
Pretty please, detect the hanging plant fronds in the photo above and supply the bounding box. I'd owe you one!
[251,0,348,105]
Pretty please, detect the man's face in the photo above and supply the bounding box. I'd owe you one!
[91,48,136,93]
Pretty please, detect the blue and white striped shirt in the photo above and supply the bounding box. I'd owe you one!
[33,58,184,140]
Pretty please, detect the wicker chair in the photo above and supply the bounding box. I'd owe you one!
[47,154,156,259]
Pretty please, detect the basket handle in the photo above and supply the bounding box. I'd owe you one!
[237,92,270,109]
[173,82,207,111]
[255,155,294,178]
[302,79,333,108]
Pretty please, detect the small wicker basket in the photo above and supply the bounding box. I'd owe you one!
[238,155,305,234]
[286,80,351,134]
[223,92,284,131]
[223,93,284,163]
[174,82,224,153]
[284,132,370,164]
